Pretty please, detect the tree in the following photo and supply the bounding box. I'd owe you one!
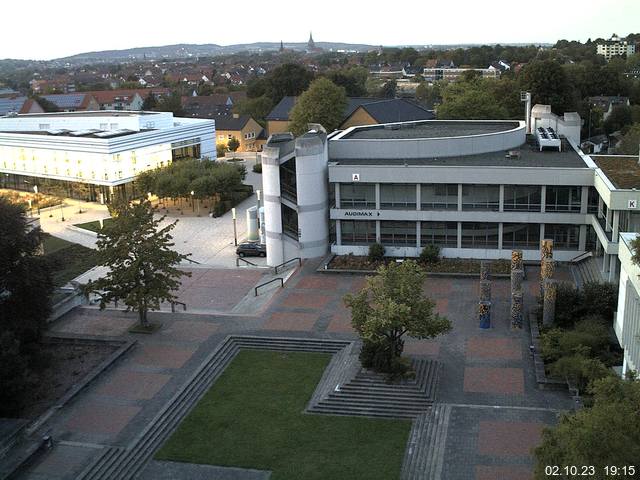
[227,136,240,152]
[33,96,59,112]
[344,260,452,374]
[0,197,53,416]
[618,123,640,155]
[325,66,369,97]
[155,91,184,116]
[520,59,575,114]
[289,78,347,135]
[380,79,397,98]
[216,143,227,158]
[534,374,640,478]
[142,93,157,110]
[234,95,274,126]
[85,200,191,328]
[604,105,633,134]
[266,63,314,104]
[437,79,509,120]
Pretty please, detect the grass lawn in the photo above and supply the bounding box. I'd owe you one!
[42,233,99,287]
[73,218,113,233]
[156,350,411,480]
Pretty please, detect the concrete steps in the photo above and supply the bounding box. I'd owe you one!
[573,257,603,287]
[401,404,452,480]
[308,359,441,419]
[75,335,351,480]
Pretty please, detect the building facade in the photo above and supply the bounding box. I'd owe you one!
[597,35,636,60]
[0,111,215,202]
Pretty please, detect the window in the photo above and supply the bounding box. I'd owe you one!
[462,185,499,211]
[545,186,581,212]
[421,222,457,247]
[461,223,499,248]
[341,220,376,245]
[544,224,580,250]
[38,123,50,130]
[380,221,416,246]
[502,223,540,249]
[340,183,375,209]
[280,158,297,202]
[380,184,416,209]
[587,187,599,214]
[281,204,298,239]
[503,185,541,212]
[421,184,458,210]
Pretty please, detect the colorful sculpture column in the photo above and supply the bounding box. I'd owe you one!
[479,261,491,328]
[539,239,554,298]
[543,279,557,327]
[510,249,524,329]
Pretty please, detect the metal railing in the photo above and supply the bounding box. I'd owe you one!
[171,301,187,312]
[570,251,593,263]
[274,257,301,274]
[255,278,284,296]
[184,257,201,265]
[236,257,259,267]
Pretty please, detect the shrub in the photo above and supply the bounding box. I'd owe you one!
[540,315,610,364]
[419,244,440,264]
[253,163,262,173]
[359,339,413,380]
[368,243,385,262]
[552,282,618,329]
[549,353,611,393]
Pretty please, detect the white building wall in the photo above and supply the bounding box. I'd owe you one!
[262,145,286,267]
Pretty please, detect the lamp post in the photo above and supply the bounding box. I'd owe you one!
[190,190,195,212]
[256,189,261,228]
[33,185,40,215]
[232,207,238,246]
[60,203,65,222]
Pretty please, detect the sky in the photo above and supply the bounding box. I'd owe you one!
[2,0,639,60]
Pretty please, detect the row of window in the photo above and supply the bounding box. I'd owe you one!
[339,221,581,250]
[338,183,598,213]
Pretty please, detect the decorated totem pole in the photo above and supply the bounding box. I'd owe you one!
[510,249,524,329]
[479,261,491,328]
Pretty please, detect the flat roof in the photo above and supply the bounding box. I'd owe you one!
[592,155,640,189]
[340,120,521,140]
[331,138,588,169]
[12,110,158,118]
[0,129,152,139]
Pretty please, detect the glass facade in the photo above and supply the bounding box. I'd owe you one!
[420,222,458,247]
[545,186,581,212]
[341,220,376,245]
[421,184,458,210]
[461,185,499,211]
[340,183,376,209]
[281,204,298,239]
[503,185,541,212]
[544,224,580,250]
[502,223,540,249]
[587,186,599,214]
[461,222,499,248]
[279,158,297,203]
[380,221,416,246]
[380,184,416,210]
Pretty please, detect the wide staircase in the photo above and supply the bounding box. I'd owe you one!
[572,254,603,287]
[308,358,441,419]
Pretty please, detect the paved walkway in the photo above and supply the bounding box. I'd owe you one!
[38,170,266,269]
[16,261,573,480]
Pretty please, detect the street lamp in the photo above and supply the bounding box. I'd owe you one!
[59,203,65,222]
[232,207,238,246]
[33,185,40,215]
[256,189,261,227]
[190,190,195,212]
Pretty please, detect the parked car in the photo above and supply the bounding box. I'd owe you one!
[236,242,266,257]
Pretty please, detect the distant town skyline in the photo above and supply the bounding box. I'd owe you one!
[2,0,639,60]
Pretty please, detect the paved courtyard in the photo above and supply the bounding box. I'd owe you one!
[17,260,572,480]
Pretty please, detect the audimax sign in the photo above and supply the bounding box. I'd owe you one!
[344,211,381,217]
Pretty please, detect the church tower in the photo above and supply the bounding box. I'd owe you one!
[307,32,315,51]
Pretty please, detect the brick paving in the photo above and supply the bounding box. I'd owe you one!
[19,260,577,480]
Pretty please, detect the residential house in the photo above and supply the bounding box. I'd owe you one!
[181,92,248,119]
[588,96,631,120]
[0,97,44,116]
[38,93,100,112]
[215,114,265,152]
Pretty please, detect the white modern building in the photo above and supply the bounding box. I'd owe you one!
[0,111,215,202]
[597,34,636,60]
[615,233,640,376]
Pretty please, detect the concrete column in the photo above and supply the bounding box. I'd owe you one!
[457,184,463,211]
[336,220,342,246]
[457,222,462,249]
[613,210,620,240]
[606,208,613,232]
[480,281,491,301]
[579,224,587,251]
[609,256,618,282]
[416,184,421,211]
[511,292,524,329]
[498,223,504,251]
[543,279,557,326]
[540,185,546,213]
[335,183,341,209]
[416,221,421,249]
[598,196,604,218]
[602,253,610,274]
[375,183,380,210]
[580,186,589,214]
[499,185,504,213]
[262,145,285,267]
[539,224,545,245]
[376,220,381,243]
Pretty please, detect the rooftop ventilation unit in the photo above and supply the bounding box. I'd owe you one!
[93,129,135,138]
[535,126,561,151]
[69,129,101,136]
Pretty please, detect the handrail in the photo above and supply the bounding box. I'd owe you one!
[236,257,259,267]
[274,257,302,274]
[171,301,187,312]
[184,257,201,264]
[570,251,593,263]
[255,278,284,296]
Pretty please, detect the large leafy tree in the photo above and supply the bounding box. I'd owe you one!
[85,200,190,327]
[618,123,640,155]
[289,78,347,135]
[0,197,53,416]
[437,79,510,120]
[534,374,640,478]
[520,59,575,113]
[344,260,451,373]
